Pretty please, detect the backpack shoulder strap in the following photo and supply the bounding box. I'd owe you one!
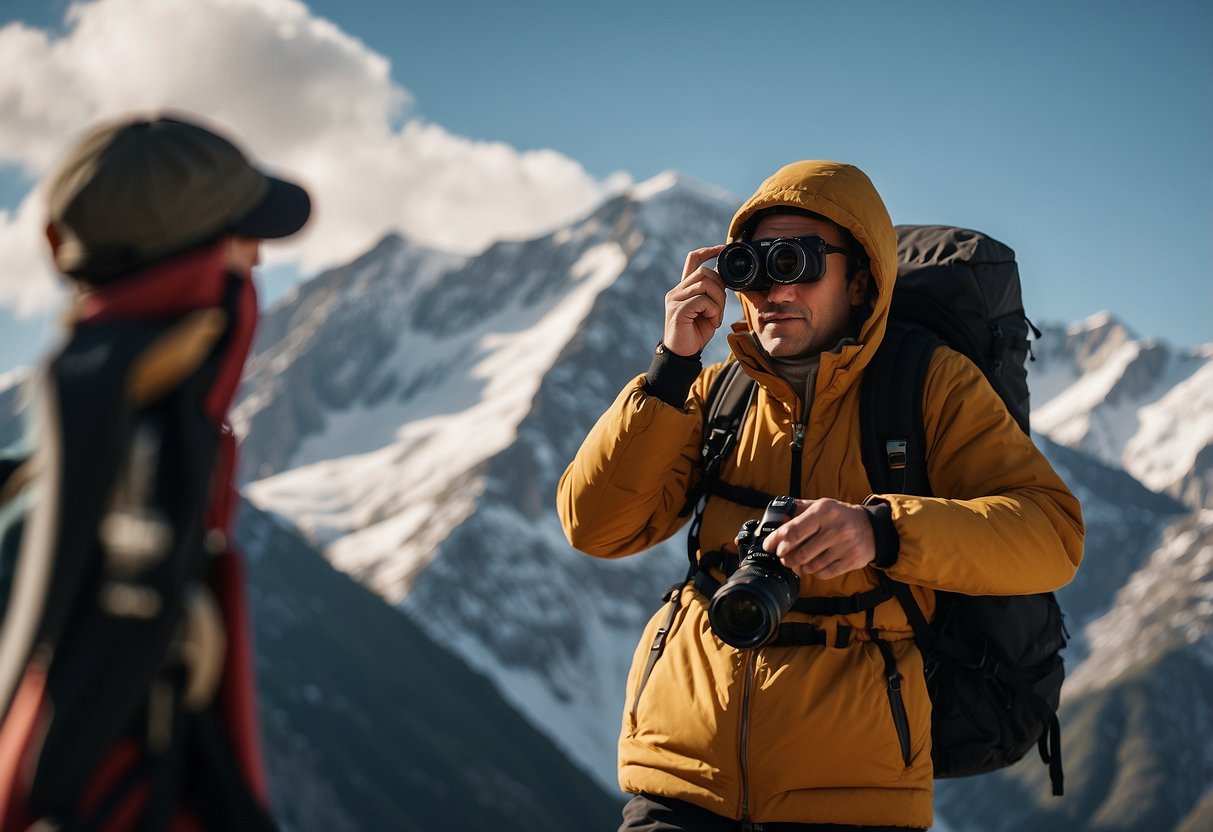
[704,361,755,448]
[861,322,944,653]
[860,322,941,497]
[682,361,759,567]
[680,361,757,517]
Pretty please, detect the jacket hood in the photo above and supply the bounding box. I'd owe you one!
[726,161,897,389]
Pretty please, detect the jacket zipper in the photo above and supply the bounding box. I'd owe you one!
[789,422,805,498]
[739,648,758,825]
[743,394,805,822]
[738,414,805,822]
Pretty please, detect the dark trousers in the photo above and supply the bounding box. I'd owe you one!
[619,794,924,832]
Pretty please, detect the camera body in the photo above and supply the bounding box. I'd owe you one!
[708,496,801,649]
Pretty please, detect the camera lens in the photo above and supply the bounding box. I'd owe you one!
[718,243,759,289]
[716,594,764,635]
[708,558,800,649]
[767,241,806,282]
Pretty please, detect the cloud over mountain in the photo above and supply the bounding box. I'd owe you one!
[0,0,611,314]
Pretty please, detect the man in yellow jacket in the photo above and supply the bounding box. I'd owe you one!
[557,160,1084,831]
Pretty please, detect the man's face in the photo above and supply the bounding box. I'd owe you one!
[741,214,869,359]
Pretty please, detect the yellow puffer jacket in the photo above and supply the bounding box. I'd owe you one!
[557,161,1084,828]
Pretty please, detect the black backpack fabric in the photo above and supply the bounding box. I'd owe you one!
[690,225,1067,795]
[891,225,1039,435]
[0,283,277,828]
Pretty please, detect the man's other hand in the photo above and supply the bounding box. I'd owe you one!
[662,245,727,357]
[762,498,876,580]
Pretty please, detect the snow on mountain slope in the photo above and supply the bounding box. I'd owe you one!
[1031,313,1213,506]
[245,234,629,595]
[233,234,463,479]
[1067,509,1213,696]
[239,181,1203,802]
[1124,360,1213,504]
[1035,436,1185,652]
[241,173,738,788]
[937,507,1213,832]
[0,368,27,394]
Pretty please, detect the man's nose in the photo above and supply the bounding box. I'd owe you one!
[765,281,799,303]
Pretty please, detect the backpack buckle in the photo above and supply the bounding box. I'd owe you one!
[702,428,736,470]
[885,440,907,471]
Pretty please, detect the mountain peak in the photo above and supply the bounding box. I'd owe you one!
[630,170,736,206]
[1069,310,1137,341]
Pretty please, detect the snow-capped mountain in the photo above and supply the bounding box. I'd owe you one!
[236,168,1213,820]
[936,508,1213,832]
[240,172,739,786]
[1031,436,1186,650]
[5,162,1208,827]
[1031,313,1213,510]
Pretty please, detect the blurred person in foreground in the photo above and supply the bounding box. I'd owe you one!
[558,160,1083,830]
[0,114,310,829]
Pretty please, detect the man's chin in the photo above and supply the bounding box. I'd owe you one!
[759,335,814,359]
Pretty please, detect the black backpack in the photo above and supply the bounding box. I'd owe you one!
[689,225,1067,795]
[0,300,277,828]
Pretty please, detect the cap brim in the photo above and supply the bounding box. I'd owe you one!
[229,175,311,239]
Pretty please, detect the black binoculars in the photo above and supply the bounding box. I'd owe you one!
[716,235,850,292]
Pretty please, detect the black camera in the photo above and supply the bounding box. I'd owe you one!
[708,496,800,649]
[716,236,849,292]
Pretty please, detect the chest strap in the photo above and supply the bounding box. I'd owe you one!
[791,587,892,616]
[704,480,774,510]
[690,550,893,623]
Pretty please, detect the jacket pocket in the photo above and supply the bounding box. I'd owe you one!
[748,638,928,794]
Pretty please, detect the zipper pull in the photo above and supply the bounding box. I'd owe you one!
[791,422,805,452]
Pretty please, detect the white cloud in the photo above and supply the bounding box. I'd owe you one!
[0,0,612,315]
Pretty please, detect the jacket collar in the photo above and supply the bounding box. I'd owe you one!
[727,323,867,420]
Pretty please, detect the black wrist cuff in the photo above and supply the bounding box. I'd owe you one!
[643,342,702,408]
[864,500,900,569]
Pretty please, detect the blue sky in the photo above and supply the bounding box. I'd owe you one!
[1,0,1210,371]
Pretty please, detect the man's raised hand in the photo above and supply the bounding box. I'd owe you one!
[662,245,727,357]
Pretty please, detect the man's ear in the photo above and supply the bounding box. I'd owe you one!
[848,269,871,307]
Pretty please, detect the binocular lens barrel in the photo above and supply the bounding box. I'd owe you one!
[768,242,806,281]
[717,239,824,290]
[719,245,759,289]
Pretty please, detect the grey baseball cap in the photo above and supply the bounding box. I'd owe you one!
[46,115,311,282]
